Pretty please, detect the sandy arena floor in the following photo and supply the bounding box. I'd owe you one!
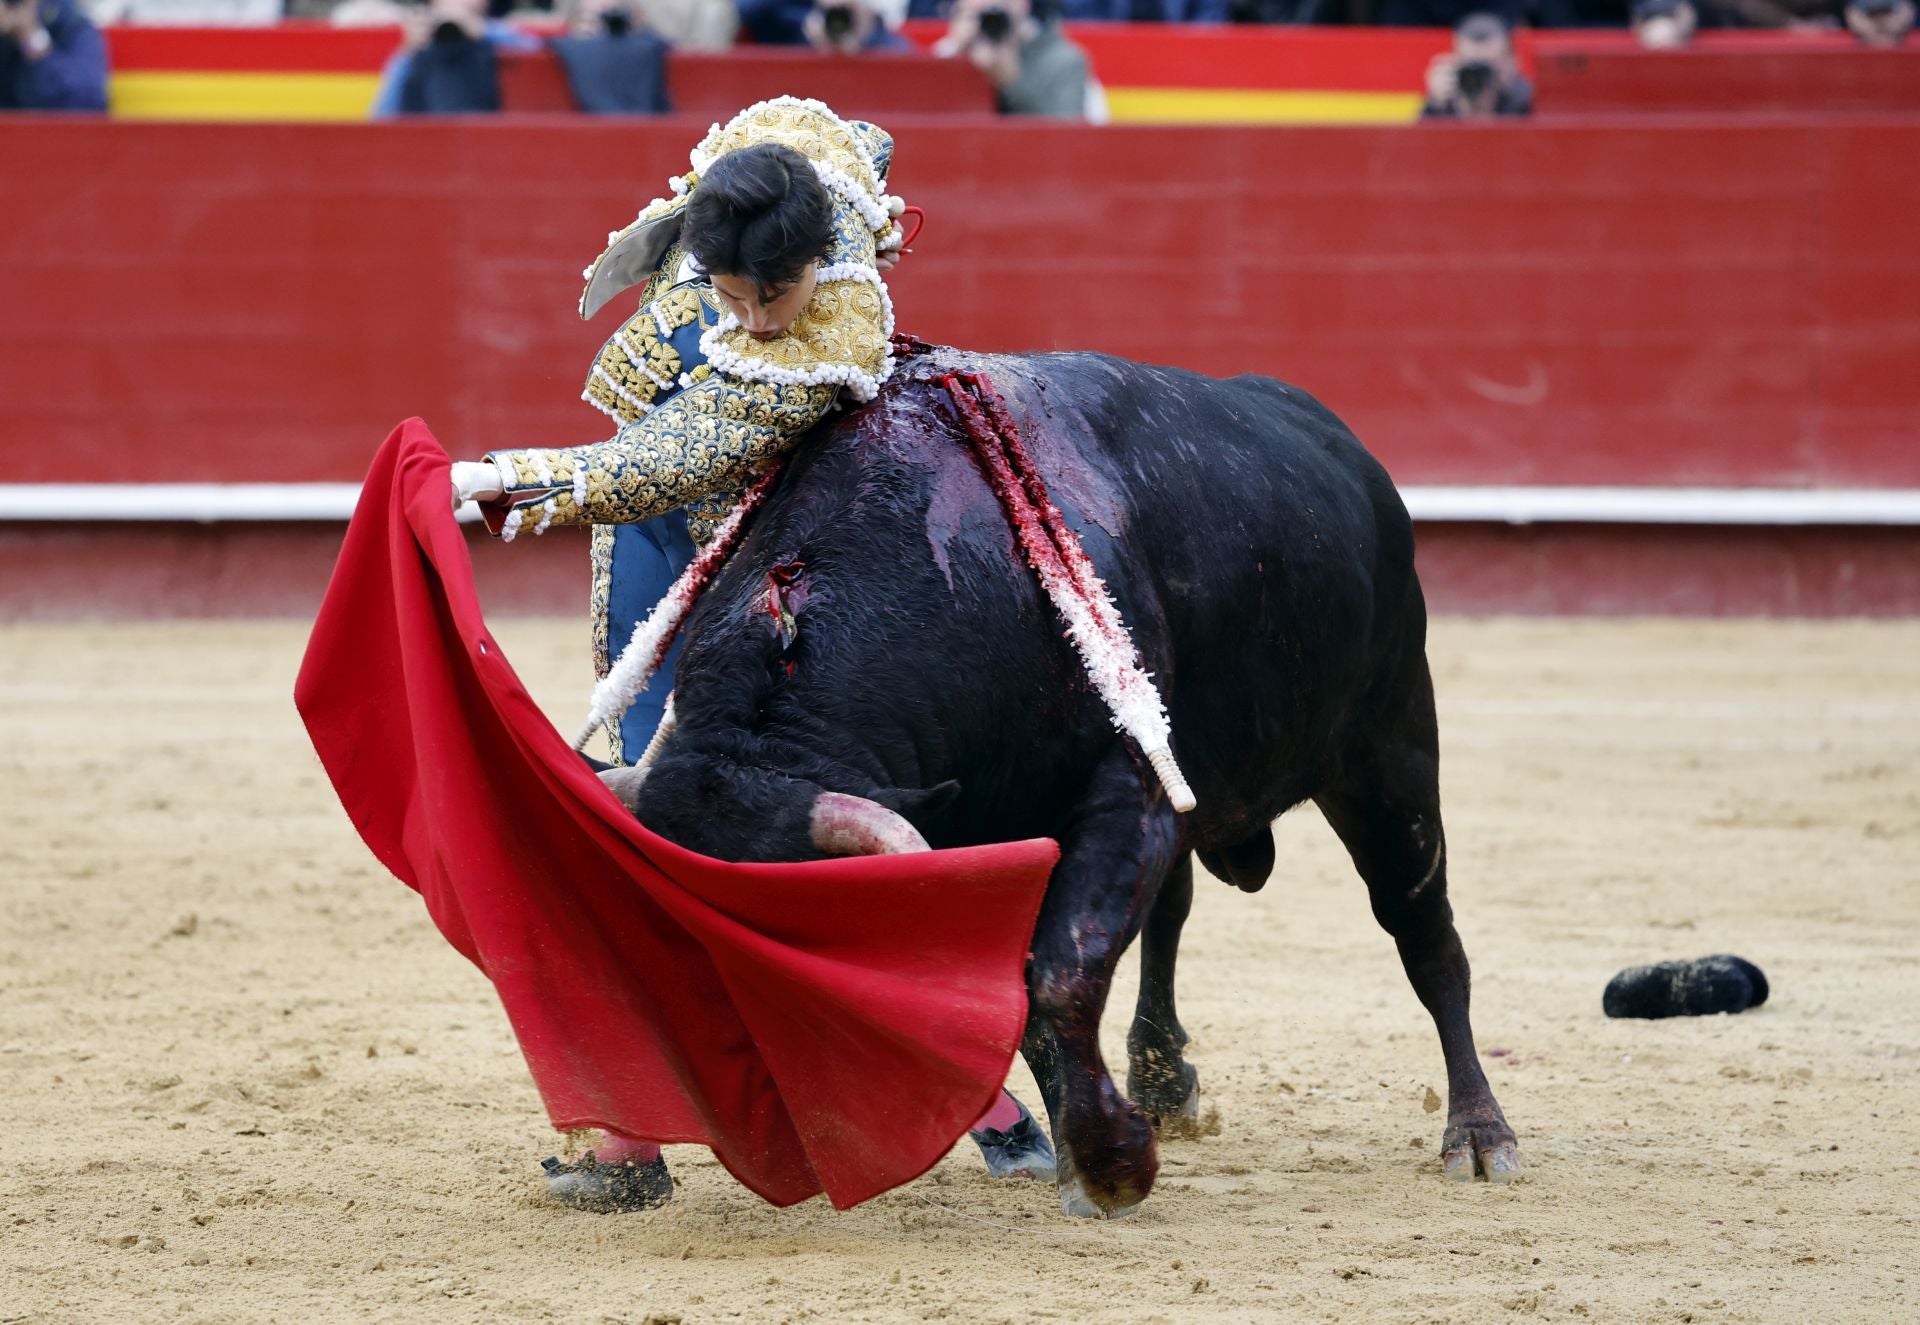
[2,617,1916,1324]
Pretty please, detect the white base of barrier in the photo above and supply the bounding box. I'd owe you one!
[4,484,1920,527]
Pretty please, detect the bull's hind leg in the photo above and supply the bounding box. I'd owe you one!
[1314,657,1520,1184]
[1126,854,1202,1127]
[1025,745,1182,1219]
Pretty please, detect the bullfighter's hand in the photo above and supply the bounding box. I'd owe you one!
[875,248,902,273]
[450,460,507,509]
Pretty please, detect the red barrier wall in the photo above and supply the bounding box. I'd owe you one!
[498,49,998,117]
[5,116,1915,493]
[1533,45,1920,115]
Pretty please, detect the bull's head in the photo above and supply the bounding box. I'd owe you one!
[598,757,955,862]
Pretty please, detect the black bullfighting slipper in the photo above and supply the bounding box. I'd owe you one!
[968,1097,1058,1182]
[541,1152,674,1212]
[1603,954,1770,1019]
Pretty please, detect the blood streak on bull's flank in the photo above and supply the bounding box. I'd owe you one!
[941,369,1194,812]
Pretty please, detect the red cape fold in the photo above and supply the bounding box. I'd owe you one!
[294,419,1059,1210]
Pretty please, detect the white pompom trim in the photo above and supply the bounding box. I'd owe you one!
[581,385,619,423]
[696,265,897,403]
[589,365,654,418]
[615,329,675,392]
[810,160,890,233]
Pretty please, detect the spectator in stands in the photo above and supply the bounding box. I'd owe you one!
[0,0,105,111]
[803,0,913,52]
[1631,0,1698,46]
[551,0,672,112]
[934,0,1096,119]
[372,0,541,117]
[1420,13,1531,120]
[628,0,737,48]
[1845,0,1913,42]
[738,0,909,48]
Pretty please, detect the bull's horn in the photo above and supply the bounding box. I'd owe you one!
[598,764,650,811]
[810,792,931,856]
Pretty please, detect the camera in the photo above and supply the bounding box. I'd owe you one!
[1454,60,1495,99]
[821,3,856,40]
[977,6,1013,40]
[431,18,474,43]
[601,7,631,35]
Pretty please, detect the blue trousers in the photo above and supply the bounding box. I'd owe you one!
[605,511,696,760]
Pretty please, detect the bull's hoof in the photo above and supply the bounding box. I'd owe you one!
[968,1097,1057,1182]
[1126,1057,1200,1131]
[541,1152,673,1212]
[1057,1170,1142,1221]
[1053,1105,1158,1218]
[1439,1117,1522,1185]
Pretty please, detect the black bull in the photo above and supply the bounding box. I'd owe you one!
[625,348,1520,1216]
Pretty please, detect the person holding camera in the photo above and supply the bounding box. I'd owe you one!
[1420,12,1532,121]
[0,0,106,111]
[801,0,912,54]
[577,0,735,50]
[370,0,541,117]
[549,0,680,113]
[934,0,1094,119]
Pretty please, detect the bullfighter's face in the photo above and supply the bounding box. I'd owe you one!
[710,265,819,343]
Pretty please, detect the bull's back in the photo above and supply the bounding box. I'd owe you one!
[698,349,1422,850]
[981,352,1421,840]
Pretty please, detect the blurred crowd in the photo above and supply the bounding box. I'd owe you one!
[3,0,1911,116]
[346,0,1104,118]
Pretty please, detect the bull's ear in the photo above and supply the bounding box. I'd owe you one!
[871,780,962,834]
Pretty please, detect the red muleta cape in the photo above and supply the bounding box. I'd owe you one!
[294,420,1059,1209]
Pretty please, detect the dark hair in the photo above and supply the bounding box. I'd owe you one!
[685,144,835,300]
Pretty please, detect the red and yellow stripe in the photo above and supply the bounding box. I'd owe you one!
[106,25,393,121]
[102,23,1447,125]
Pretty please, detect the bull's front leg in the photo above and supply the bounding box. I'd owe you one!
[1025,746,1183,1219]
